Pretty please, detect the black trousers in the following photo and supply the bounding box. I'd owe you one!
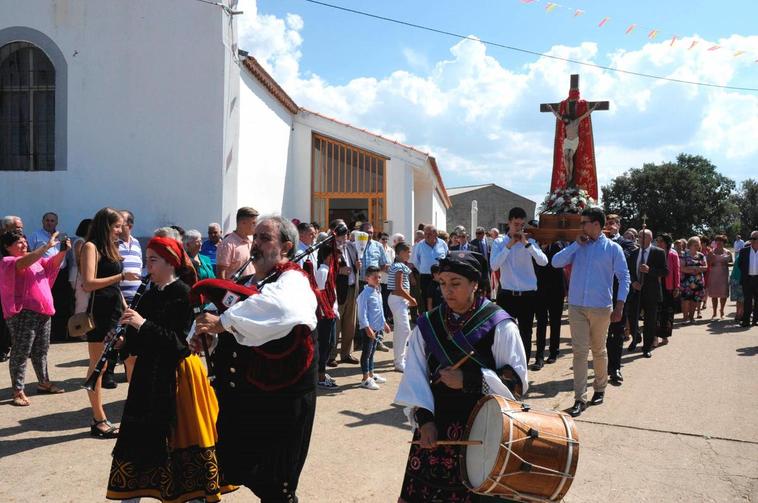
[496,289,537,361]
[607,305,627,373]
[743,276,758,324]
[0,298,10,355]
[627,291,659,351]
[535,291,563,360]
[50,270,73,342]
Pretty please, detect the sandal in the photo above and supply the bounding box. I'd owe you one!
[37,383,65,394]
[12,393,31,407]
[90,418,119,438]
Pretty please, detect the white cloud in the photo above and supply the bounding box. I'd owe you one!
[237,0,758,202]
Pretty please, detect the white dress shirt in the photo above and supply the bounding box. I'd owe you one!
[490,234,548,291]
[749,247,758,276]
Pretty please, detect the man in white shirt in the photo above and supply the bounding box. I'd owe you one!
[29,212,66,268]
[490,207,548,364]
[734,235,745,253]
[737,230,758,327]
[295,222,318,268]
[28,212,72,342]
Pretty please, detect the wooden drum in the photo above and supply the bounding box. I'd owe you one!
[460,395,579,502]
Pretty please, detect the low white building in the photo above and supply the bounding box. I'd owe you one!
[0,1,449,239]
[238,56,450,237]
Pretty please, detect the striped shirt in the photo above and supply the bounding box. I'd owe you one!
[387,262,411,292]
[118,237,143,301]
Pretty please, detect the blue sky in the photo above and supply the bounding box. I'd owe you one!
[241,0,758,203]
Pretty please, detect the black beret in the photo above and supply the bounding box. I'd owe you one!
[438,251,483,281]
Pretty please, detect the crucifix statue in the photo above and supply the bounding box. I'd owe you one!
[540,74,609,200]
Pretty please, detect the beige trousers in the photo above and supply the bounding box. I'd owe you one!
[568,305,612,403]
[333,284,358,359]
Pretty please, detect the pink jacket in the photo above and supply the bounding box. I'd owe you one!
[664,248,680,291]
[0,256,60,319]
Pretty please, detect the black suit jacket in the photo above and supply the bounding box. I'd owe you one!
[738,246,755,286]
[627,246,668,302]
[468,238,489,260]
[449,243,471,252]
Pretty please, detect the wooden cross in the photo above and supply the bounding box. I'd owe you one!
[540,74,610,116]
[641,214,648,227]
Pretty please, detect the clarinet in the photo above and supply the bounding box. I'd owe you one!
[83,277,150,391]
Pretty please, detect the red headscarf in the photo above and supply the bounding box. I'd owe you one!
[147,236,198,286]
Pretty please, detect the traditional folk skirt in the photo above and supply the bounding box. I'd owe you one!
[106,355,237,502]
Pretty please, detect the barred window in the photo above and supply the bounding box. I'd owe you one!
[0,41,55,171]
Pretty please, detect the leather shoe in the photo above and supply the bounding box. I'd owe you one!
[546,356,557,364]
[339,354,359,364]
[530,359,544,371]
[326,359,339,368]
[589,391,604,406]
[740,322,750,328]
[568,401,586,417]
[627,343,637,353]
[101,375,118,389]
[612,369,623,382]
[642,351,652,358]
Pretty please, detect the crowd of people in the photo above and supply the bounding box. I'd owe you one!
[0,205,755,502]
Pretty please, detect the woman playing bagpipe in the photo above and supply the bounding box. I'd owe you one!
[395,251,528,503]
[106,237,236,502]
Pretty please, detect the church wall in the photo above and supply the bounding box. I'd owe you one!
[237,69,294,222]
[0,0,233,237]
[432,189,447,231]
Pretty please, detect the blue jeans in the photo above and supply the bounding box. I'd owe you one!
[317,318,336,373]
[359,329,377,373]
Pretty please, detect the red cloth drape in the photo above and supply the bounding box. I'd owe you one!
[550,96,599,200]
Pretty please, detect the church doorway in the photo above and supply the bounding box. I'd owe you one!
[312,133,386,231]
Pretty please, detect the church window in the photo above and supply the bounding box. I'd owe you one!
[0,41,55,171]
[312,134,387,232]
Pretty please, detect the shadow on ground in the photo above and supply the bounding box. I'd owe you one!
[339,403,410,430]
[0,401,125,458]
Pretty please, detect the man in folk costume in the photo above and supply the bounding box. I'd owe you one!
[395,251,528,502]
[192,216,319,503]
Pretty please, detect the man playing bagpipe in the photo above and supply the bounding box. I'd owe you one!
[191,215,321,503]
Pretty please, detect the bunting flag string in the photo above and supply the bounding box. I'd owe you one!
[518,0,757,63]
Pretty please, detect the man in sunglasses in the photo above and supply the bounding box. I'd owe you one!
[552,207,630,417]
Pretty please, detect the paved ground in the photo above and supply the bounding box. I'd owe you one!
[1,305,756,502]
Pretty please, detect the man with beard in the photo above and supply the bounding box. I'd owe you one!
[193,215,318,502]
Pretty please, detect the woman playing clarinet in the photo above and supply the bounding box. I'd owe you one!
[395,251,528,503]
[106,237,236,502]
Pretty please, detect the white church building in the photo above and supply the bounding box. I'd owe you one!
[0,0,449,239]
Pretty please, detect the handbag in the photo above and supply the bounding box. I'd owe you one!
[68,249,98,338]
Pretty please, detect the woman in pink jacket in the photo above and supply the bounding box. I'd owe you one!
[0,230,69,406]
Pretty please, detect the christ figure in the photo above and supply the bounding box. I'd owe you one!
[547,103,597,188]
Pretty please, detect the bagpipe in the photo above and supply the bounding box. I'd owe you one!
[189,222,349,380]
[83,277,151,391]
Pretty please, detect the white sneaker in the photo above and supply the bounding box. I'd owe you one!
[372,374,387,383]
[361,378,380,390]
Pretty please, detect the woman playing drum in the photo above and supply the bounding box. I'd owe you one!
[395,251,528,502]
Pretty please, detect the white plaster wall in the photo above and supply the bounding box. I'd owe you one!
[432,189,447,231]
[237,70,293,224]
[414,178,434,231]
[0,0,235,237]
[287,110,436,232]
[384,158,415,239]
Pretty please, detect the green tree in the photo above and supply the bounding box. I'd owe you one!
[601,154,737,238]
[734,179,758,234]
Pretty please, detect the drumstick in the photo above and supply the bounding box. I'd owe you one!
[410,440,482,446]
[433,351,475,384]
